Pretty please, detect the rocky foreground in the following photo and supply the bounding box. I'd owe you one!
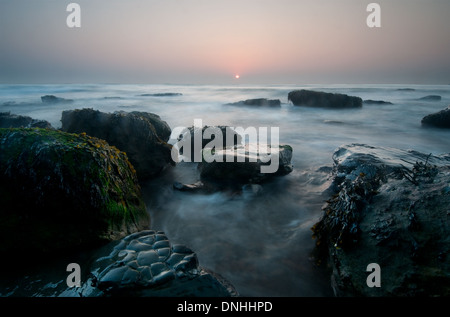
[0,127,149,257]
[312,144,450,296]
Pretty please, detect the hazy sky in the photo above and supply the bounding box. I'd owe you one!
[1,0,449,84]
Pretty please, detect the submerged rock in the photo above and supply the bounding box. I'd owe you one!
[312,144,450,296]
[0,128,149,260]
[41,95,73,103]
[199,144,293,185]
[421,106,450,128]
[60,230,237,297]
[61,109,174,180]
[0,112,53,129]
[418,95,442,101]
[139,93,182,97]
[363,99,393,105]
[226,98,281,107]
[288,90,362,109]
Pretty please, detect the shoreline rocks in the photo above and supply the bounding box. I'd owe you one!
[0,128,149,259]
[0,112,53,129]
[288,90,362,109]
[312,144,450,296]
[61,109,174,180]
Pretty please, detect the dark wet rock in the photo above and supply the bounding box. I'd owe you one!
[0,128,149,260]
[173,181,205,192]
[312,144,450,296]
[226,98,281,107]
[60,230,238,297]
[199,144,293,185]
[61,108,173,179]
[176,125,242,162]
[41,95,73,104]
[140,93,182,97]
[421,106,450,129]
[418,95,442,101]
[288,90,362,109]
[363,99,393,105]
[0,112,53,129]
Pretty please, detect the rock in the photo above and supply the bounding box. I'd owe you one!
[199,144,293,185]
[363,99,393,105]
[421,106,450,128]
[312,144,450,296]
[226,98,281,107]
[139,93,182,97]
[63,230,238,297]
[173,181,205,192]
[0,128,149,260]
[176,125,242,162]
[288,90,362,109]
[0,112,53,129]
[41,95,73,103]
[418,95,442,101]
[61,109,174,179]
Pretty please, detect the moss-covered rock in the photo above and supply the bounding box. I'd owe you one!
[0,128,149,259]
[60,109,174,180]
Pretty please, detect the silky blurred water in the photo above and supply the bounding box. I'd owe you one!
[1,84,449,296]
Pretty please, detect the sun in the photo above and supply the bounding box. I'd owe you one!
[235,74,240,79]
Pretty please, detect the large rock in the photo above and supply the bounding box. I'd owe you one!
[60,230,238,297]
[421,106,450,128]
[199,144,293,185]
[0,112,53,129]
[312,144,450,296]
[176,125,242,162]
[61,109,174,180]
[288,90,362,108]
[0,128,149,259]
[226,98,281,107]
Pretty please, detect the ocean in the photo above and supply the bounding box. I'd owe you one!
[1,83,449,296]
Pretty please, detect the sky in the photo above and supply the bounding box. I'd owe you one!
[1,0,450,85]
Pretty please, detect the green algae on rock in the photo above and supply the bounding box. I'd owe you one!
[0,128,149,259]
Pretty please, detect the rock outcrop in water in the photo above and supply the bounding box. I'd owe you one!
[418,95,442,101]
[421,106,450,129]
[0,112,53,129]
[288,90,362,109]
[61,109,174,180]
[312,144,450,296]
[226,98,281,107]
[0,128,149,259]
[363,99,393,105]
[41,95,73,104]
[199,144,294,185]
[61,230,237,297]
[175,125,242,162]
[139,93,182,97]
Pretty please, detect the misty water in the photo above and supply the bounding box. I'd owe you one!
[1,84,449,296]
